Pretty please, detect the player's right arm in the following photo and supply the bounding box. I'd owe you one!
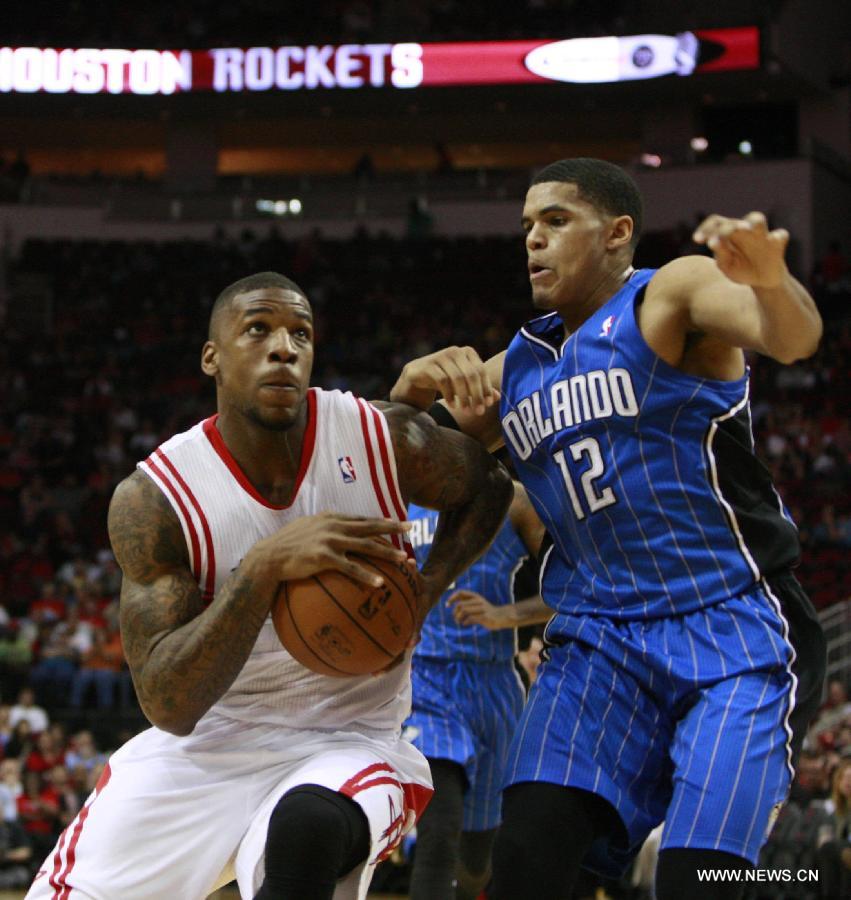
[110,470,411,736]
[390,348,505,449]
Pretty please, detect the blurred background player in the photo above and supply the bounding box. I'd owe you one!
[404,481,551,900]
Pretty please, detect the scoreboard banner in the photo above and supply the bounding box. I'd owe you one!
[0,28,758,96]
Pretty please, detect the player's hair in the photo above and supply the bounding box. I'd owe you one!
[209,271,308,337]
[530,158,643,247]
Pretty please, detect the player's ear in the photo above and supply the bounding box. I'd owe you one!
[201,341,219,379]
[606,215,634,251]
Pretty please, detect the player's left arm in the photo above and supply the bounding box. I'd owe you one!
[649,212,822,364]
[375,401,513,619]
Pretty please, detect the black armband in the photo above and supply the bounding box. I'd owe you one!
[427,402,462,432]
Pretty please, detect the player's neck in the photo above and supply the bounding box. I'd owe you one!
[215,405,308,504]
[558,261,634,337]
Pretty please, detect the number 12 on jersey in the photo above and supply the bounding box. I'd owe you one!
[553,437,617,521]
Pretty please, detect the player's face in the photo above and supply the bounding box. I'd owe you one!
[522,181,616,312]
[205,288,314,431]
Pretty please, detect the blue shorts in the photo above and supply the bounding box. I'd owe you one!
[505,573,824,875]
[404,657,525,831]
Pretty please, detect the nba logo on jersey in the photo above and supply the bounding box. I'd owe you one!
[337,455,357,483]
[600,314,615,337]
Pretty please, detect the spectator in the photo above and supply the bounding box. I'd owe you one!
[817,759,851,898]
[16,770,58,863]
[517,635,544,688]
[0,760,23,822]
[24,731,65,776]
[63,731,106,780]
[69,626,124,709]
[3,721,34,764]
[0,705,11,754]
[0,815,32,890]
[44,765,80,830]
[28,624,79,709]
[8,690,47,735]
[28,582,66,623]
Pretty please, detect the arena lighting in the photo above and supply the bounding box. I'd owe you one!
[0,29,758,95]
[690,136,709,152]
[738,140,754,155]
[256,198,302,216]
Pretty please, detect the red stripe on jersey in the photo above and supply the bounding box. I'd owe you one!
[356,401,402,551]
[402,781,434,821]
[340,761,395,796]
[155,449,216,601]
[202,389,317,511]
[47,824,71,895]
[144,454,201,583]
[368,404,415,560]
[369,404,406,523]
[53,763,112,899]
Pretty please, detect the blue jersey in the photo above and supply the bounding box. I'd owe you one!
[500,267,799,621]
[407,503,529,662]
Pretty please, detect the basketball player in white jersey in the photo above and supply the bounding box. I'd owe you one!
[26,271,512,900]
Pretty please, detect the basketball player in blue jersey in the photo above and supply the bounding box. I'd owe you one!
[390,158,827,899]
[404,483,551,900]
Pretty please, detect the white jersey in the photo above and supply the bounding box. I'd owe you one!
[137,387,413,735]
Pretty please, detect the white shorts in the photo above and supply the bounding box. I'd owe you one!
[27,715,433,900]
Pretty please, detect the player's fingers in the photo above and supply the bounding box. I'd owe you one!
[333,556,385,588]
[439,349,485,409]
[461,346,494,413]
[692,213,726,243]
[334,517,412,535]
[346,537,409,563]
[770,227,790,250]
[446,590,475,606]
[743,211,768,234]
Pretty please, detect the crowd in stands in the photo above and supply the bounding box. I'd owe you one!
[0,225,849,895]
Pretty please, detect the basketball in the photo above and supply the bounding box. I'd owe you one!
[272,547,421,677]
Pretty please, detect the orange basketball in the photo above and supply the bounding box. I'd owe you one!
[272,549,420,677]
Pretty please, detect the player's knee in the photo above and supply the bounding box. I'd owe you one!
[265,785,369,880]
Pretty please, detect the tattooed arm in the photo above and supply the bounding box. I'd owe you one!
[376,402,513,616]
[110,470,412,735]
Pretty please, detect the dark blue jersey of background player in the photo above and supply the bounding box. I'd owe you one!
[391,158,826,900]
[408,484,550,661]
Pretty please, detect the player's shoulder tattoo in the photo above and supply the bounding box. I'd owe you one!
[108,469,190,581]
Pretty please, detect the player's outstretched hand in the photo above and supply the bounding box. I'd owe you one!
[693,211,790,289]
[390,346,499,415]
[253,512,412,588]
[447,589,510,630]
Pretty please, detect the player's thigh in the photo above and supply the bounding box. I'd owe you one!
[505,634,673,851]
[663,668,795,863]
[235,734,433,899]
[26,747,254,900]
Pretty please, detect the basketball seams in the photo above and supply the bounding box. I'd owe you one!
[281,581,355,676]
[310,573,402,659]
[351,554,418,626]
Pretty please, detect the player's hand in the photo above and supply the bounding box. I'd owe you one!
[447,589,510,630]
[252,512,412,588]
[390,346,499,415]
[693,212,790,289]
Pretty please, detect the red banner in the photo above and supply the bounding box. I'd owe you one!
[0,29,758,95]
